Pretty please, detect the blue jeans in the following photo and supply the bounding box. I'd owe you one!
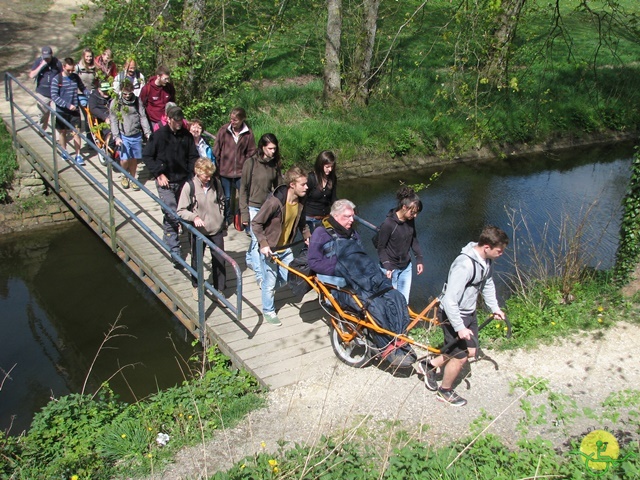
[246,206,262,283]
[261,248,293,315]
[157,181,184,255]
[381,262,412,304]
[220,176,241,225]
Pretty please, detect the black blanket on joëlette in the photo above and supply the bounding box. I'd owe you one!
[333,237,411,348]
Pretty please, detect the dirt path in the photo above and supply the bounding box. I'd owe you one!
[147,322,640,478]
[2,4,639,479]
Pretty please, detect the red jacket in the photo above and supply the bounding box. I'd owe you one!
[140,76,176,123]
[213,122,257,178]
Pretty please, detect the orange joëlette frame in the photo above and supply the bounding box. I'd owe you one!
[273,256,444,355]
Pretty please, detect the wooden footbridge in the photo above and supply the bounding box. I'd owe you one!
[3,73,337,389]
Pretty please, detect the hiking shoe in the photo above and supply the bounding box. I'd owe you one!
[436,388,467,407]
[60,150,70,161]
[121,176,130,189]
[416,360,438,391]
[75,155,85,166]
[131,181,140,191]
[264,313,282,326]
[98,153,108,166]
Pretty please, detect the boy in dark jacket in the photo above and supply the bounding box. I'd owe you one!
[142,106,199,265]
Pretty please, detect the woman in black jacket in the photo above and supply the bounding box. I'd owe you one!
[305,151,337,232]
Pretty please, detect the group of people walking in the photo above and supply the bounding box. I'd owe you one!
[29,45,509,408]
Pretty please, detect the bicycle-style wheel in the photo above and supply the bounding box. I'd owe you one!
[330,324,372,368]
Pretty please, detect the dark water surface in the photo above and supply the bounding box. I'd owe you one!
[344,142,635,307]
[0,141,634,434]
[0,223,197,434]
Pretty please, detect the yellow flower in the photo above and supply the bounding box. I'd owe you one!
[503,327,508,331]
[71,476,79,480]
[147,453,153,458]
[273,466,279,473]
[551,322,556,326]
[148,427,153,431]
[240,464,246,470]
[261,441,266,449]
[495,324,500,329]
[188,415,193,419]
[121,434,127,439]
[268,459,278,467]
[598,318,603,323]
[597,306,604,312]
[179,413,183,417]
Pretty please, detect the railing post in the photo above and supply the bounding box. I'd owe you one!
[106,159,117,252]
[6,76,18,151]
[51,112,59,192]
[195,237,205,343]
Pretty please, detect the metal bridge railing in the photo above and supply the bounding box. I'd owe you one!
[4,72,243,341]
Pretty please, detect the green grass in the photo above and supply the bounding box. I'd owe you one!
[0,119,18,203]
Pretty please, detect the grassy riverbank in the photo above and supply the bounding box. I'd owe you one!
[0,119,18,202]
[80,0,640,169]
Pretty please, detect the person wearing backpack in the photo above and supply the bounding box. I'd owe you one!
[376,186,424,304]
[113,59,146,97]
[239,133,283,287]
[177,158,227,304]
[418,225,508,407]
[29,46,62,132]
[110,80,152,189]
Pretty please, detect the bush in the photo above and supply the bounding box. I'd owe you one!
[0,119,18,203]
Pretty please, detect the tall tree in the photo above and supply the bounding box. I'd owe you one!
[323,0,342,105]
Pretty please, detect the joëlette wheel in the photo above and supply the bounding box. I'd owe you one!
[330,325,371,368]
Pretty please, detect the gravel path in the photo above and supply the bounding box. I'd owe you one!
[148,321,640,479]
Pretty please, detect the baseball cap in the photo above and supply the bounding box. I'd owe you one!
[41,46,53,59]
[166,105,184,121]
[99,82,112,92]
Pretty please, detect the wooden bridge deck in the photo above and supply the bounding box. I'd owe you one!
[3,108,337,390]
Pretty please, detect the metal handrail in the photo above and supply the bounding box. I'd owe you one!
[4,72,243,340]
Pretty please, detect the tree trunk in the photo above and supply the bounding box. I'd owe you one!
[484,0,527,85]
[353,0,380,105]
[323,0,342,105]
[182,0,206,95]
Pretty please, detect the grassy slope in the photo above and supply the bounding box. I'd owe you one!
[224,0,640,168]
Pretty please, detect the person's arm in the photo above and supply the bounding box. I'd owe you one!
[212,126,225,162]
[410,220,424,275]
[50,74,66,109]
[177,182,198,222]
[244,130,257,159]
[138,101,152,139]
[29,58,45,79]
[376,218,394,271]
[139,83,149,109]
[109,99,120,139]
[142,135,164,179]
[308,229,335,275]
[481,273,503,318]
[251,200,276,253]
[239,157,253,224]
[440,255,473,333]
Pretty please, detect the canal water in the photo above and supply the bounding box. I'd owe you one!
[0,223,197,434]
[344,142,635,307]
[0,140,635,434]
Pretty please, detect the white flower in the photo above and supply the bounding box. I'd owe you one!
[156,432,170,446]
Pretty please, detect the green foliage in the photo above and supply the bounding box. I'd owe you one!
[15,389,124,478]
[0,119,18,203]
[3,347,263,478]
[77,0,640,164]
[503,272,630,348]
[614,147,640,285]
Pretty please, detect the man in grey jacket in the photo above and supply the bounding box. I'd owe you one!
[420,225,508,407]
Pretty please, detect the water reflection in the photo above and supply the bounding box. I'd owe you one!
[345,142,635,307]
[0,223,197,434]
